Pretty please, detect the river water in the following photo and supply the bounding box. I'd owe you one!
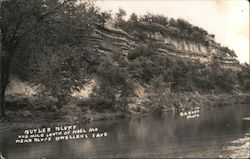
[0,104,250,158]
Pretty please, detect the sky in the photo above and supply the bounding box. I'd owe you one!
[96,0,249,64]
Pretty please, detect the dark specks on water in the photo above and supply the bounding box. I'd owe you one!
[0,104,250,158]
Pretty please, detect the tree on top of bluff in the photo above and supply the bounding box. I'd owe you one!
[98,10,112,26]
[139,13,169,26]
[129,13,138,22]
[0,0,102,118]
[221,46,237,58]
[116,8,126,21]
[115,11,214,44]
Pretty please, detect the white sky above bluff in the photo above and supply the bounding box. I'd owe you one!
[96,0,249,64]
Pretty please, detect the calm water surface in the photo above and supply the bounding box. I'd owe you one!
[1,104,250,158]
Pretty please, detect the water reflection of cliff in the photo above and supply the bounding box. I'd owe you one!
[1,105,250,158]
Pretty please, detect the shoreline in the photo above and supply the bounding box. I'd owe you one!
[1,92,250,132]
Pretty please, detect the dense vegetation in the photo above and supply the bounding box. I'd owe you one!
[1,0,107,117]
[115,12,237,58]
[1,1,249,120]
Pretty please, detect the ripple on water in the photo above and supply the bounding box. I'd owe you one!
[223,133,250,158]
[242,117,250,121]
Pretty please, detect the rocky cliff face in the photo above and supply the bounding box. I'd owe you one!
[88,22,240,71]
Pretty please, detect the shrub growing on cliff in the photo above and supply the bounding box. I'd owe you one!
[95,62,135,111]
[147,76,175,113]
[212,68,237,92]
[128,43,166,83]
[238,64,250,91]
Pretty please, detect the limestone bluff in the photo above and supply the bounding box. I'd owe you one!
[88,19,240,71]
